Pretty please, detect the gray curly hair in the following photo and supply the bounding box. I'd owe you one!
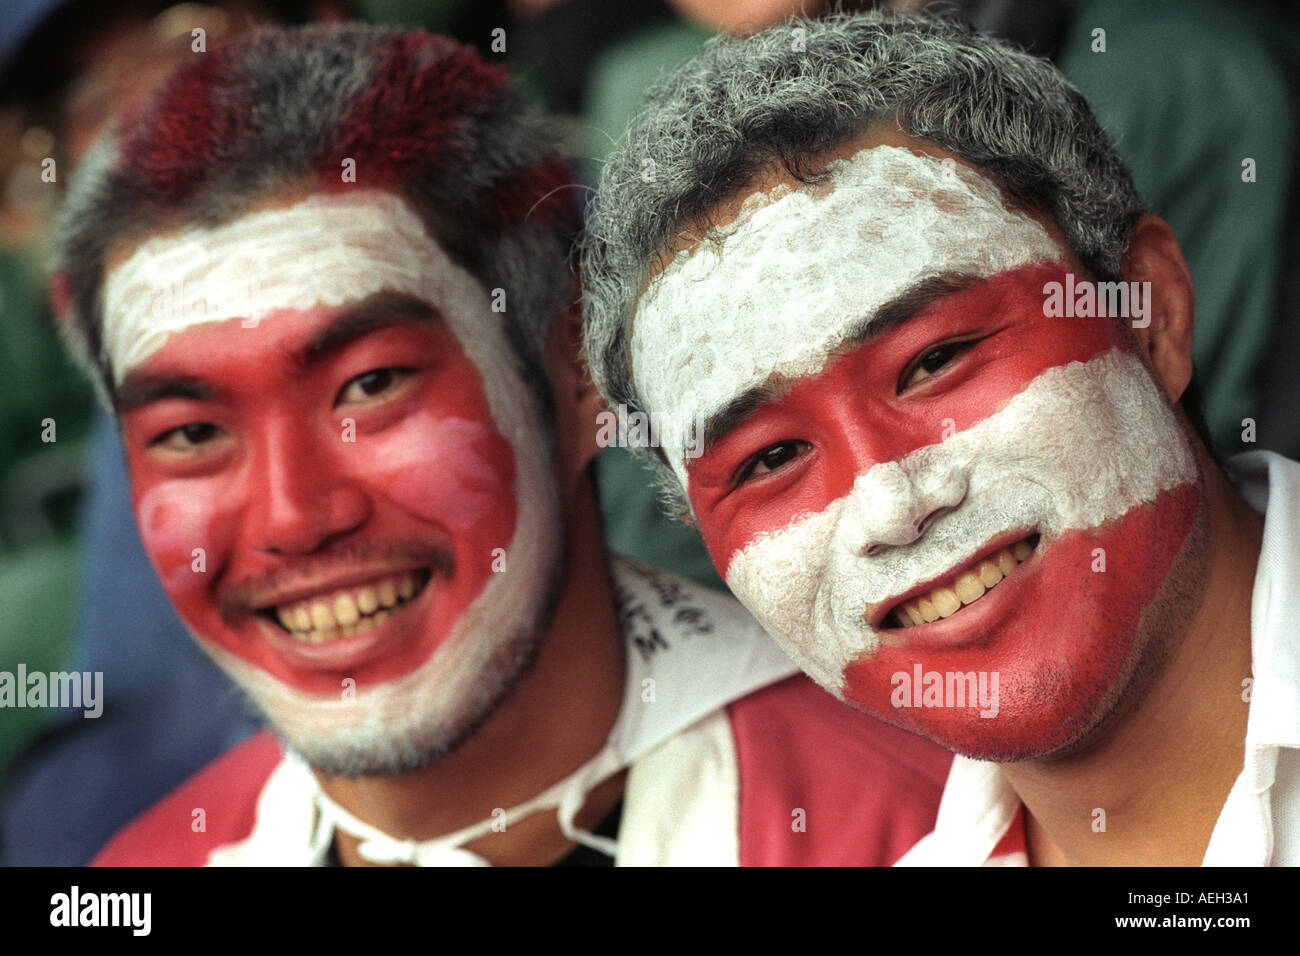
[582,11,1151,517]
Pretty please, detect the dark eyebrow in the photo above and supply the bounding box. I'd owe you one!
[699,376,795,461]
[697,271,983,459]
[827,271,984,359]
[113,291,441,412]
[115,375,219,413]
[296,291,441,370]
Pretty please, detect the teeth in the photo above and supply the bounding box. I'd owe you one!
[310,601,334,631]
[887,537,1036,628]
[953,571,985,605]
[268,571,426,644]
[931,586,961,618]
[977,560,1003,588]
[334,593,360,627]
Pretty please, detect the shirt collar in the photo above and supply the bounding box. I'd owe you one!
[895,755,1021,866]
[1228,451,1300,754]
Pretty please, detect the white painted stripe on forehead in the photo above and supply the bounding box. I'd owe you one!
[723,349,1197,695]
[630,145,1062,480]
[103,190,456,385]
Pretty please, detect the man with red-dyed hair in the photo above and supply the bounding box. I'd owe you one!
[583,12,1300,865]
[50,24,950,866]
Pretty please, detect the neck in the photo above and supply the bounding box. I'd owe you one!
[318,475,627,865]
[1004,450,1264,866]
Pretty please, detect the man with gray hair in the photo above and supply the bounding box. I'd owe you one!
[583,12,1300,865]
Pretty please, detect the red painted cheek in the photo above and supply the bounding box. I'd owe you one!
[133,479,232,599]
[366,411,517,537]
[362,408,521,635]
[690,262,1133,577]
[840,484,1201,759]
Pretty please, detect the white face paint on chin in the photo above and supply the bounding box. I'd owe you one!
[107,191,566,776]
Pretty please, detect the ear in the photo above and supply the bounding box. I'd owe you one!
[544,289,606,489]
[1120,215,1196,403]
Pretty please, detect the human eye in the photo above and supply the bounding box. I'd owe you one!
[898,339,979,392]
[735,440,810,486]
[150,422,224,453]
[334,367,418,408]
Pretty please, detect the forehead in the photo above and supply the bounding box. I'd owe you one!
[629,132,1070,478]
[102,189,489,389]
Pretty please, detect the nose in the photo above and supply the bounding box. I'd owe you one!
[247,417,372,556]
[837,459,968,558]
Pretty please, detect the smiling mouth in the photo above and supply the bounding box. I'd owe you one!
[883,533,1040,628]
[259,569,433,644]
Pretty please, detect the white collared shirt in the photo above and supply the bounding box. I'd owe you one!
[897,450,1300,866]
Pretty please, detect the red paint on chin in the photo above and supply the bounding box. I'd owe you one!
[686,262,1128,577]
[841,484,1201,759]
[123,307,518,696]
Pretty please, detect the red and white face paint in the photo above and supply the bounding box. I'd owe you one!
[632,147,1203,760]
[109,191,563,775]
[631,146,1062,479]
